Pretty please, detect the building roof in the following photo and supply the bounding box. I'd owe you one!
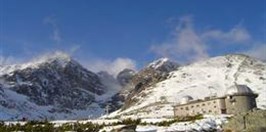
[180,95,194,104]
[225,84,255,96]
[174,84,257,108]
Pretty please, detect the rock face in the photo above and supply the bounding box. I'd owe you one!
[223,110,266,132]
[103,58,178,112]
[117,69,136,87]
[132,58,179,92]
[122,58,179,109]
[0,52,106,120]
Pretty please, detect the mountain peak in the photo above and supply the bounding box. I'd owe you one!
[0,52,74,76]
[33,51,72,65]
[147,57,179,72]
[148,58,171,69]
[21,51,75,70]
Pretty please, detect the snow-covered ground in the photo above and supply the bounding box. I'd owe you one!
[99,114,230,132]
[0,87,105,120]
[3,114,231,132]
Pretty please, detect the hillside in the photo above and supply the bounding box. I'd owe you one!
[109,54,266,118]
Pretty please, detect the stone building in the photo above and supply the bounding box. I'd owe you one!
[173,85,258,117]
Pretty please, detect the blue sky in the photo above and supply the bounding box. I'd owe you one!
[0,0,265,74]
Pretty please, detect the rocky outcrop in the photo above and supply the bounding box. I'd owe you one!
[122,58,179,109]
[117,69,136,87]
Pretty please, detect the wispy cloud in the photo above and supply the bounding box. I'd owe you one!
[44,16,62,44]
[201,25,251,44]
[151,16,208,63]
[245,44,266,61]
[151,15,253,63]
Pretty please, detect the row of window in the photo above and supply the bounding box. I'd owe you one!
[176,100,217,111]
[175,110,219,115]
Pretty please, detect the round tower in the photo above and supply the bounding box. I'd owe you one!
[224,84,258,114]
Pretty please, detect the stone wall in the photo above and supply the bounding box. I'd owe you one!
[225,95,257,115]
[223,110,266,132]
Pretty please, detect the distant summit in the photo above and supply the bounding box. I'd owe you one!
[31,51,72,67]
[0,51,73,76]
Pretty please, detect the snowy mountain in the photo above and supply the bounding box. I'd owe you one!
[121,58,179,109]
[0,53,265,120]
[100,58,179,113]
[0,52,106,120]
[109,54,266,118]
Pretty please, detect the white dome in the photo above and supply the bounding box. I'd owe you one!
[180,95,193,104]
[225,85,254,95]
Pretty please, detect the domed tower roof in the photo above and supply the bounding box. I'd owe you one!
[180,95,193,104]
[225,84,256,96]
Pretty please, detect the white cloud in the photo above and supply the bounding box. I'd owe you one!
[84,58,137,77]
[245,44,266,61]
[151,16,252,63]
[151,16,209,63]
[201,25,251,43]
[44,16,62,44]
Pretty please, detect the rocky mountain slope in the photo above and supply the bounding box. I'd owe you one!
[0,52,107,120]
[109,54,266,118]
[121,58,179,109]
[99,58,178,113]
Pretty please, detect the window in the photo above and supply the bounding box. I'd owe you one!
[185,107,189,110]
[209,110,212,113]
[214,106,217,108]
[202,103,205,106]
[196,105,199,107]
[221,109,226,114]
[213,101,216,103]
[180,107,183,110]
[191,105,194,108]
